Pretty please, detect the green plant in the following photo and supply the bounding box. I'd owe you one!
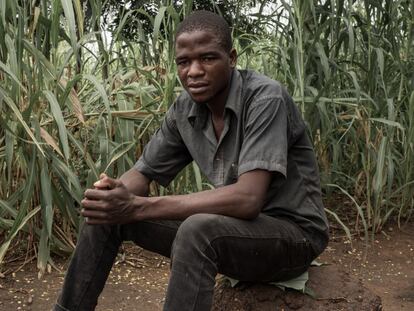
[1,1,413,274]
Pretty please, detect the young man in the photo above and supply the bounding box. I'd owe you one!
[54,10,329,311]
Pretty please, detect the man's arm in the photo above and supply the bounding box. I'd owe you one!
[81,169,272,225]
[119,167,151,197]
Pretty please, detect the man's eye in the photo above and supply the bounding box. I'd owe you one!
[202,56,215,62]
[177,60,189,66]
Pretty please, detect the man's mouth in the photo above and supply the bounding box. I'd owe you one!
[187,83,209,94]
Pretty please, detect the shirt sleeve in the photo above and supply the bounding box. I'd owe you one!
[238,97,288,178]
[134,104,193,187]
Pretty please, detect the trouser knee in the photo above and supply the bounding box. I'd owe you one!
[76,223,123,249]
[171,214,221,260]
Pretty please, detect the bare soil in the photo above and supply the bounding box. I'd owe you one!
[212,264,382,311]
[0,221,412,311]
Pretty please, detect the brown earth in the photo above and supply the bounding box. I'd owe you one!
[0,221,412,311]
[212,265,382,310]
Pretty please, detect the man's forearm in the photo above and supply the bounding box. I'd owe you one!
[120,167,151,196]
[135,186,255,221]
[132,169,272,222]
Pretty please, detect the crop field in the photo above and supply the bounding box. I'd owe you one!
[0,0,413,279]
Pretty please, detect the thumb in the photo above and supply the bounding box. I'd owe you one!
[94,174,118,190]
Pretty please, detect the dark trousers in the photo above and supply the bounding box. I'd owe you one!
[54,213,327,311]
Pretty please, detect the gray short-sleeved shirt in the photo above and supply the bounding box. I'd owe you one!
[135,69,329,237]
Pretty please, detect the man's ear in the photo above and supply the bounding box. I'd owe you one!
[229,48,237,67]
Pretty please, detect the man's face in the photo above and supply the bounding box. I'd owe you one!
[175,30,237,105]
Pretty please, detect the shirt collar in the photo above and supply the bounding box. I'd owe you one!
[187,69,243,128]
[224,69,243,118]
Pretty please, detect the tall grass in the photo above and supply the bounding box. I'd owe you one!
[0,0,413,274]
[235,0,414,236]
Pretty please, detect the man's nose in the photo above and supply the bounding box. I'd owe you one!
[188,60,204,77]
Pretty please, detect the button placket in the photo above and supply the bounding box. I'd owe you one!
[212,148,224,187]
[211,111,231,187]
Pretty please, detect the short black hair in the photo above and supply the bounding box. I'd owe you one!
[175,10,232,51]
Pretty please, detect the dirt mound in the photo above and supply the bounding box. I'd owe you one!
[212,265,382,311]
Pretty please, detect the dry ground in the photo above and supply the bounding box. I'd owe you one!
[0,220,412,311]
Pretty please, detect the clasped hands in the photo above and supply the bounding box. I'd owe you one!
[81,173,138,225]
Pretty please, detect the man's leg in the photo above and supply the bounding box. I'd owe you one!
[54,220,180,311]
[164,213,327,311]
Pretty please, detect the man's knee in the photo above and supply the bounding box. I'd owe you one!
[77,223,122,248]
[178,213,223,241]
[171,214,224,259]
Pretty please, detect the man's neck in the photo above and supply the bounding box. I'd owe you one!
[206,86,229,120]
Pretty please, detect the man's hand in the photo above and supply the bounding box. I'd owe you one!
[81,173,140,225]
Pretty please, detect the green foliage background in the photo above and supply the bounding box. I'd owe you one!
[0,0,413,275]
